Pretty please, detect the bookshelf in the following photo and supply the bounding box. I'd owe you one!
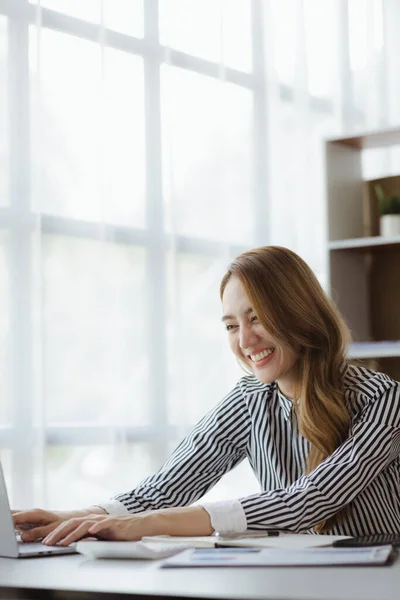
[325,127,400,381]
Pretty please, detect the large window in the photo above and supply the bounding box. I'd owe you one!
[0,0,260,509]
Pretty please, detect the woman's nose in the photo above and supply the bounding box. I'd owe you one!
[239,324,258,350]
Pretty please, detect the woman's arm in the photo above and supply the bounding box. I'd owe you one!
[237,383,400,533]
[42,505,213,546]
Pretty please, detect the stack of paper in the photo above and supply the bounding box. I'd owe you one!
[141,533,352,550]
[161,545,395,568]
[141,535,218,548]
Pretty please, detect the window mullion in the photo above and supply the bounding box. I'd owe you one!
[143,0,169,469]
[8,8,35,506]
[251,0,270,246]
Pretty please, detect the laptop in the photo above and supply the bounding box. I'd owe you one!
[0,463,76,558]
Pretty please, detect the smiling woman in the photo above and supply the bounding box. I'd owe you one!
[221,276,300,398]
[13,246,400,545]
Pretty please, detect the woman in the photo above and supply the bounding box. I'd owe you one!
[13,246,400,545]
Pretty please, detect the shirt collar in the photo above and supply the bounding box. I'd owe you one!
[275,383,294,421]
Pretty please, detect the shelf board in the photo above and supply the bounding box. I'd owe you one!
[348,341,400,359]
[329,236,400,251]
[327,127,400,150]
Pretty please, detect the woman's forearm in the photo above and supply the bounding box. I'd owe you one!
[151,506,213,536]
[40,505,213,545]
[84,506,108,515]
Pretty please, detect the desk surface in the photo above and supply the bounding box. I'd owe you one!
[0,552,399,600]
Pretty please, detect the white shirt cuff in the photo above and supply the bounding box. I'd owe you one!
[200,499,247,535]
[94,500,130,515]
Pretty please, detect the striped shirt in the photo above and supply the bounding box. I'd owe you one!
[100,365,400,536]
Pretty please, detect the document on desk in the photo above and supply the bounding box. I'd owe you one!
[142,534,351,550]
[141,535,219,548]
[161,545,395,568]
[216,534,352,549]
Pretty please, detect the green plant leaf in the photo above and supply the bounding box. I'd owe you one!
[374,183,388,215]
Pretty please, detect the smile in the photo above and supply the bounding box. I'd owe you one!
[250,348,275,362]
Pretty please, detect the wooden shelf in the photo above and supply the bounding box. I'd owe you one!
[349,341,400,359]
[329,236,400,251]
[326,128,400,381]
[328,127,400,150]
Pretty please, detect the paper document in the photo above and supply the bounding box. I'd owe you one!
[161,545,395,568]
[142,533,351,550]
[141,535,219,548]
[216,534,352,549]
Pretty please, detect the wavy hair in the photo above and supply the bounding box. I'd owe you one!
[220,246,351,532]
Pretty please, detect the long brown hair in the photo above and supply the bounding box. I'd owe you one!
[220,246,351,532]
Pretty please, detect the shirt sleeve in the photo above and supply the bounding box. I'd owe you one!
[238,382,400,532]
[100,379,251,515]
[200,499,247,534]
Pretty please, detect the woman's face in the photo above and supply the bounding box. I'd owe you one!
[222,276,299,397]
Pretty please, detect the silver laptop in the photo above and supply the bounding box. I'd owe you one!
[0,463,76,558]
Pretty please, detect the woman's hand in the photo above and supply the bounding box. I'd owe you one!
[42,513,155,546]
[41,506,213,546]
[12,507,107,542]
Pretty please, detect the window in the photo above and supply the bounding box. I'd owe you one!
[0,0,256,508]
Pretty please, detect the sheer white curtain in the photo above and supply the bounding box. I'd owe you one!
[0,0,399,509]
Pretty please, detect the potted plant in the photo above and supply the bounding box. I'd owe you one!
[374,183,400,237]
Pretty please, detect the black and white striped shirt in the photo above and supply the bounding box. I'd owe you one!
[100,365,400,536]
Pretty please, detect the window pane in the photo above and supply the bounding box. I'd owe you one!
[29,0,101,23]
[161,66,254,244]
[166,253,242,426]
[103,0,143,37]
[0,450,12,503]
[45,444,155,508]
[159,0,252,72]
[270,0,297,86]
[0,17,7,206]
[42,236,149,425]
[103,48,146,227]
[304,0,338,97]
[348,0,384,112]
[349,0,383,72]
[0,233,10,425]
[29,29,145,227]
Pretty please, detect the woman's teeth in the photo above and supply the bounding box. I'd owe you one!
[250,348,275,361]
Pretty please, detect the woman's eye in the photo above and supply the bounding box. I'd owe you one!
[225,324,237,332]
[250,315,259,323]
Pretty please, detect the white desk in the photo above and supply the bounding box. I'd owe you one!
[0,553,398,600]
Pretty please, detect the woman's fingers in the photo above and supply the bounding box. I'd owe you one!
[38,514,148,545]
[50,521,98,546]
[20,523,58,542]
[13,509,55,528]
[43,515,107,546]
